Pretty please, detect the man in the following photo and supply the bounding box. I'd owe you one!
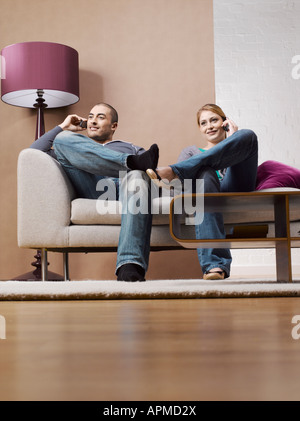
[30,102,159,282]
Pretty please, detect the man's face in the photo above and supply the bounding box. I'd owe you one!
[87,104,117,142]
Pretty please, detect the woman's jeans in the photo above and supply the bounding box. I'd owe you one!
[171,129,258,277]
[53,131,152,274]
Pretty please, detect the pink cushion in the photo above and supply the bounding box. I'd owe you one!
[256,160,300,190]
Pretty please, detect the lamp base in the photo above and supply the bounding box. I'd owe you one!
[13,270,64,282]
[13,250,64,282]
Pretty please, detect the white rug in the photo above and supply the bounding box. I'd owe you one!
[1,278,300,300]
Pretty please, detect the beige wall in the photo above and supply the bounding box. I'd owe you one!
[0,0,215,280]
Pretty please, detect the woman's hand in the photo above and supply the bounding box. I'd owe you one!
[59,114,87,131]
[223,118,238,136]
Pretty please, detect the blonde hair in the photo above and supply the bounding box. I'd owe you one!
[197,104,226,126]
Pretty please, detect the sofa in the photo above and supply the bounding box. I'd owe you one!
[17,148,300,281]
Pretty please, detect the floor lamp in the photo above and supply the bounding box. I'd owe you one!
[1,41,79,281]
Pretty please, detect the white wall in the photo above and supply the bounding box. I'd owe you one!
[213,0,300,277]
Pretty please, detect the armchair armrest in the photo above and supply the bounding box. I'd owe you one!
[17,148,76,248]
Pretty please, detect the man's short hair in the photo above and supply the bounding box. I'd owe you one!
[96,103,118,124]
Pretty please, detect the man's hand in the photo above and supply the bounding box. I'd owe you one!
[59,114,87,132]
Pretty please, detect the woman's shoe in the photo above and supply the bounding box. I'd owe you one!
[203,270,225,280]
[146,169,173,189]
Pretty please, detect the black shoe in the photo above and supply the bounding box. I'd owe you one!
[127,144,159,172]
[117,263,146,282]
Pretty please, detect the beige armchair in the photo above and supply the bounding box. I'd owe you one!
[17,148,180,281]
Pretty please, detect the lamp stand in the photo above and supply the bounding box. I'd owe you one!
[34,89,47,140]
[14,90,64,281]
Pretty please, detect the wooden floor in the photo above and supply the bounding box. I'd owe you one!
[1,296,300,401]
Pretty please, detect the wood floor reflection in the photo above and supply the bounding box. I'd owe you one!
[1,297,300,401]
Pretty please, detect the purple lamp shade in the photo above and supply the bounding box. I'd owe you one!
[1,42,79,108]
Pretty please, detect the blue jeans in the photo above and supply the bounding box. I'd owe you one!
[171,129,258,277]
[53,131,152,273]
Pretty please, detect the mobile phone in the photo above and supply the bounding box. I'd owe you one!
[223,118,229,132]
[79,120,87,129]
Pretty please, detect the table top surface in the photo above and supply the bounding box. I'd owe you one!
[171,190,300,213]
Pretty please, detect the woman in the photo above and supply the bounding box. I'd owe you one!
[147,104,258,280]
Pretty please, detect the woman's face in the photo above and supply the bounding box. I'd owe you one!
[198,110,226,145]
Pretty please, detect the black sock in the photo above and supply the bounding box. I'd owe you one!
[127,144,159,172]
[117,263,146,282]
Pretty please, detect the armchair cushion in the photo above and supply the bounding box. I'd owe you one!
[70,197,172,225]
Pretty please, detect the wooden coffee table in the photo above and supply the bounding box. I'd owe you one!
[169,191,300,282]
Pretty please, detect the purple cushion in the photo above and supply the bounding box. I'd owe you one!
[256,160,300,190]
